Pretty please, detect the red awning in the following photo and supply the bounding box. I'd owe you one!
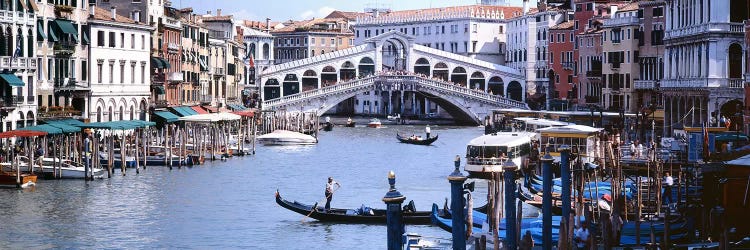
[0,130,48,138]
[191,106,209,114]
[234,110,255,117]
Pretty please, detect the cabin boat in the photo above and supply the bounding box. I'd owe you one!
[367,118,382,128]
[464,132,534,179]
[38,157,105,179]
[536,125,603,164]
[257,130,317,145]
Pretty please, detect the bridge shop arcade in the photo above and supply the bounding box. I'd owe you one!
[258,31,529,125]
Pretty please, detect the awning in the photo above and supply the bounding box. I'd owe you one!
[48,24,59,42]
[178,112,242,123]
[191,106,209,114]
[76,120,156,130]
[153,85,165,94]
[28,0,39,12]
[82,30,89,45]
[0,130,47,138]
[199,57,208,71]
[18,124,64,135]
[227,104,247,111]
[0,73,25,87]
[233,110,255,117]
[161,58,171,69]
[153,111,179,123]
[151,57,165,69]
[37,21,46,41]
[54,19,78,42]
[169,106,198,117]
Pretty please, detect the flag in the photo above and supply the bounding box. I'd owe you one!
[726,118,731,129]
[244,54,255,68]
[11,36,21,61]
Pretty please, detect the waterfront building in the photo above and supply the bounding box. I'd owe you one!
[548,19,575,109]
[505,1,566,110]
[202,10,245,109]
[577,21,603,108]
[87,6,153,122]
[633,0,665,114]
[601,2,640,112]
[178,7,208,107]
[661,0,748,136]
[271,18,354,65]
[1,0,38,130]
[239,23,273,108]
[745,19,750,134]
[36,0,88,121]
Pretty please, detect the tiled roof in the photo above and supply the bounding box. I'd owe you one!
[243,20,282,30]
[551,20,575,30]
[90,6,137,24]
[202,15,233,22]
[325,10,369,20]
[272,18,350,33]
[358,5,524,25]
[618,2,639,12]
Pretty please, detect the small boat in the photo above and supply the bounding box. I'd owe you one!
[367,118,382,128]
[275,190,433,224]
[396,133,439,145]
[0,172,37,187]
[345,118,356,127]
[322,117,333,131]
[257,130,317,145]
[39,158,105,179]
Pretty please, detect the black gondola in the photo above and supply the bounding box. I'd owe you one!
[275,190,433,224]
[345,122,356,127]
[396,133,438,145]
[323,122,333,131]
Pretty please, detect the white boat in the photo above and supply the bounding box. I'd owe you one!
[256,130,317,145]
[464,132,534,179]
[368,118,382,128]
[39,158,105,179]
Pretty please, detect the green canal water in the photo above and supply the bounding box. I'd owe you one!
[0,125,531,249]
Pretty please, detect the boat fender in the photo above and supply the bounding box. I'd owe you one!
[21,181,35,188]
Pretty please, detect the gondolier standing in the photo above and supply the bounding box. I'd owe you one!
[425,125,431,139]
[325,177,341,212]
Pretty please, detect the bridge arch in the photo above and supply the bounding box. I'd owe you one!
[507,81,523,102]
[321,66,337,87]
[359,57,375,77]
[283,74,300,96]
[414,58,430,76]
[470,72,485,90]
[451,67,467,87]
[302,70,318,91]
[488,76,504,96]
[433,62,449,81]
[340,61,356,81]
[264,78,280,100]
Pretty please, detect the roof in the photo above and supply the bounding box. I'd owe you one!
[242,26,273,38]
[90,7,138,24]
[75,120,156,130]
[361,5,524,22]
[618,2,639,12]
[467,132,534,147]
[537,124,603,134]
[272,18,351,33]
[202,15,233,22]
[178,113,241,123]
[243,20,283,30]
[551,20,575,30]
[325,10,369,20]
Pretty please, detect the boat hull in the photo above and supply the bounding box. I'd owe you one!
[396,134,438,145]
[275,191,432,224]
[0,173,37,187]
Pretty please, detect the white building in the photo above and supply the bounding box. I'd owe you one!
[240,26,274,94]
[88,6,153,122]
[0,0,38,130]
[661,0,747,135]
[505,1,565,99]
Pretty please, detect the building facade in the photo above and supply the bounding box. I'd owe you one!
[661,0,748,136]
[601,3,640,112]
[272,18,354,65]
[88,6,152,122]
[240,25,273,108]
[179,8,208,107]
[548,20,575,110]
[1,0,37,130]
[633,0,665,114]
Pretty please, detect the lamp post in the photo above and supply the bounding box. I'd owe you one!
[448,155,468,250]
[383,171,406,250]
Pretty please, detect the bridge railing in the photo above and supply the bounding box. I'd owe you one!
[263,76,376,109]
[411,76,528,109]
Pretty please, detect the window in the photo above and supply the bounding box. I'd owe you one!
[141,65,145,83]
[472,24,478,33]
[109,32,116,47]
[130,34,135,49]
[120,33,124,48]
[131,64,135,83]
[109,63,114,83]
[653,7,663,17]
[97,30,105,46]
[141,35,145,49]
[97,63,103,83]
[120,64,124,83]
[82,61,87,81]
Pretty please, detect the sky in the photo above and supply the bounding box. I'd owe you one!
[170,0,538,23]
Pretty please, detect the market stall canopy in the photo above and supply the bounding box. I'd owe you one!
[153,111,179,123]
[0,130,48,138]
[178,113,241,123]
[75,120,155,130]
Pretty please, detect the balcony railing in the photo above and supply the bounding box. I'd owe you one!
[584,95,600,103]
[167,72,183,82]
[634,80,656,90]
[603,16,639,27]
[200,95,213,104]
[54,41,77,56]
[0,10,34,25]
[10,95,23,105]
[729,78,743,88]
[665,22,745,40]
[660,78,746,89]
[561,62,574,71]
[585,70,601,77]
[0,56,35,70]
[211,67,225,75]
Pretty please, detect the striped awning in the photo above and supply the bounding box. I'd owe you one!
[0,73,25,87]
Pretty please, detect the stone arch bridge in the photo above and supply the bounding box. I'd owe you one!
[260,31,529,125]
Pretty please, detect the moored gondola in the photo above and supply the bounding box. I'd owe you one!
[396,133,438,145]
[275,190,433,224]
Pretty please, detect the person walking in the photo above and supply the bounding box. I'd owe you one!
[324,177,341,212]
[664,172,674,206]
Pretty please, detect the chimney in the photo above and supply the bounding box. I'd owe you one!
[134,11,140,23]
[111,6,116,20]
[207,10,211,15]
[217,9,222,16]
[265,18,271,33]
[522,0,529,15]
[89,1,95,17]
[610,5,618,17]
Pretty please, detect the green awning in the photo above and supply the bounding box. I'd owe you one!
[169,106,197,117]
[151,57,165,69]
[181,106,198,116]
[0,73,25,87]
[18,124,63,135]
[153,85,165,94]
[75,120,156,130]
[48,24,59,42]
[37,21,46,41]
[54,19,78,42]
[153,112,179,123]
[227,104,246,111]
[199,57,208,71]
[160,58,171,69]
[82,30,89,45]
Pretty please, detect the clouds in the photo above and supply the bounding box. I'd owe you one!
[300,6,336,19]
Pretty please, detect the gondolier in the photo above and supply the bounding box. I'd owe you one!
[425,125,431,139]
[325,177,340,212]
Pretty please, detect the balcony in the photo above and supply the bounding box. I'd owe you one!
[54,5,74,19]
[152,73,166,83]
[53,41,77,56]
[151,100,168,108]
[211,67,225,75]
[729,78,743,88]
[660,78,745,89]
[0,56,36,70]
[603,16,639,28]
[162,17,182,30]
[54,78,90,96]
[167,42,180,54]
[745,73,750,83]
[585,70,601,77]
[0,10,34,26]
[167,72,183,82]
[561,62,574,71]
[200,95,213,104]
[665,22,745,40]
[634,80,656,90]
[535,60,548,68]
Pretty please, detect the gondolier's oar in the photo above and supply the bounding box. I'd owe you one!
[301,186,340,223]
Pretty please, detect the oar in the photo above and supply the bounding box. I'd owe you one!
[301,186,340,223]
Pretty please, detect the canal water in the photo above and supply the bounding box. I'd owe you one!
[0,125,527,249]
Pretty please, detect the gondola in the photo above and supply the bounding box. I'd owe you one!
[275,190,433,224]
[322,122,333,131]
[396,133,438,145]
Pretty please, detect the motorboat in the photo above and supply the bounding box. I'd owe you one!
[367,118,382,128]
[39,157,105,179]
[256,130,317,145]
[464,132,534,179]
